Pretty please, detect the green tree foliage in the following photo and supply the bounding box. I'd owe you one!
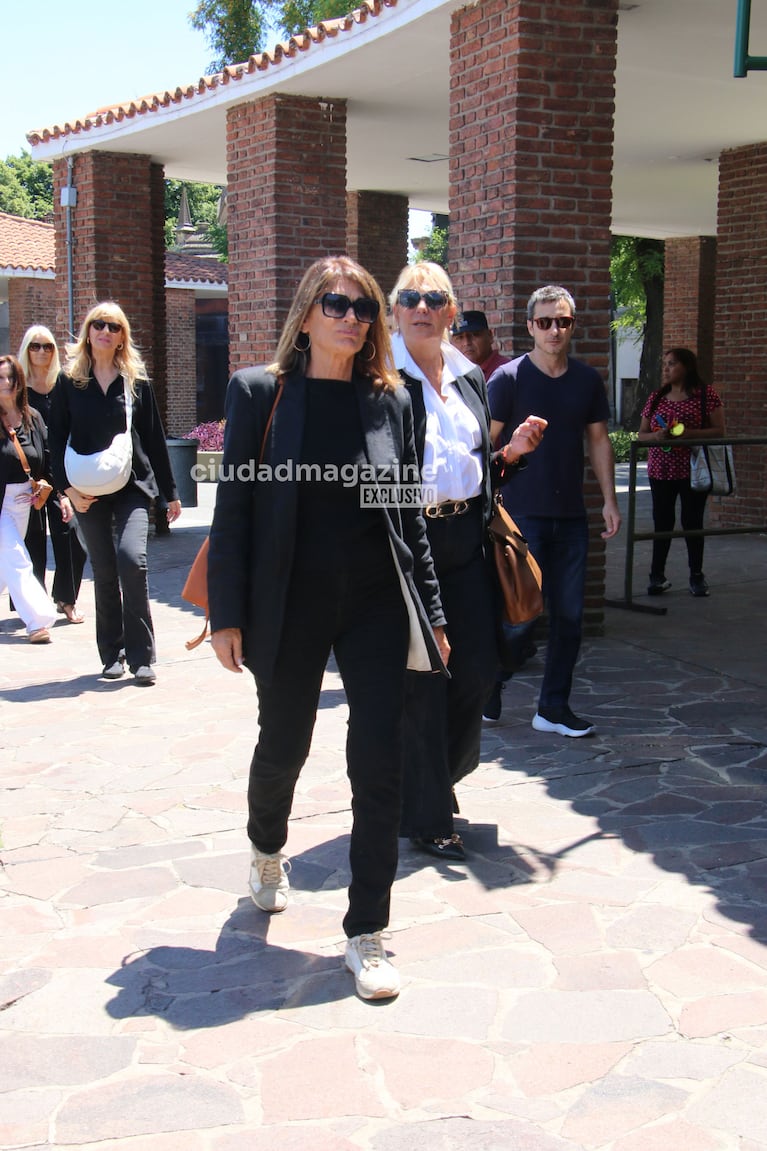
[0,151,53,219]
[164,179,228,258]
[416,224,448,269]
[611,235,665,428]
[190,0,353,70]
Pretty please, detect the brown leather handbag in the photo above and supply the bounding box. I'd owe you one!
[487,492,543,625]
[9,427,53,510]
[182,377,285,651]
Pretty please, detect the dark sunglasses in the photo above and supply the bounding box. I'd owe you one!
[315,293,380,324]
[397,289,449,310]
[29,342,55,353]
[532,316,575,331]
[91,319,123,334]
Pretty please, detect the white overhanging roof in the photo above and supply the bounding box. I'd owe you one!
[28,0,767,240]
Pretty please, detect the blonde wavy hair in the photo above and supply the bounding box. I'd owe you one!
[17,325,61,389]
[269,256,400,392]
[64,302,148,395]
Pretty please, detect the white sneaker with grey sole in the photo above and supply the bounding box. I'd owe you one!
[249,848,290,912]
[345,932,400,1000]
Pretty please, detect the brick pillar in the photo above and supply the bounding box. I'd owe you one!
[449,0,618,634]
[713,142,767,528]
[346,191,409,298]
[226,95,347,372]
[663,236,716,382]
[51,151,169,420]
[165,288,197,436]
[8,278,56,354]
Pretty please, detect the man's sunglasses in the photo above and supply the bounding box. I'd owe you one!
[397,290,449,310]
[91,319,123,334]
[29,342,55,353]
[532,316,575,331]
[315,293,380,324]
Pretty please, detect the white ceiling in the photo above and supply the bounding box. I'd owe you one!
[30,0,767,239]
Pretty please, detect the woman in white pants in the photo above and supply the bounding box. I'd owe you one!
[0,355,59,642]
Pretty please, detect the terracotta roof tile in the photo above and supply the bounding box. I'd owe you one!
[26,1,398,145]
[0,211,55,273]
[0,212,227,287]
[165,252,227,285]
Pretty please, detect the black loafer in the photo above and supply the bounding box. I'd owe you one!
[410,835,466,861]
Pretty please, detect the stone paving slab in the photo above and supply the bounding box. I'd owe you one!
[1,478,767,1149]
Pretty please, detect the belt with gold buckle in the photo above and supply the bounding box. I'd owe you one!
[424,499,470,519]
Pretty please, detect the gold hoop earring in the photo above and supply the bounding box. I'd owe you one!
[360,339,375,363]
[293,332,310,352]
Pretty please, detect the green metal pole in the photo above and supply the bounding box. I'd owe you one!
[734,0,752,77]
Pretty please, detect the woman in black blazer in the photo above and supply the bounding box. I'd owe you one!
[389,263,544,862]
[208,256,449,1002]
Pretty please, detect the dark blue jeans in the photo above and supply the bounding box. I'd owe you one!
[511,514,589,712]
[75,487,154,671]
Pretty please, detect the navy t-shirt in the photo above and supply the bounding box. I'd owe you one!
[488,353,610,518]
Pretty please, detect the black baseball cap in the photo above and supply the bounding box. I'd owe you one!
[452,310,490,335]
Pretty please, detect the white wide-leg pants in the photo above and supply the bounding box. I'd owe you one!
[1,483,58,635]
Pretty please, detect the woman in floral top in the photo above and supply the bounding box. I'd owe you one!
[637,347,725,598]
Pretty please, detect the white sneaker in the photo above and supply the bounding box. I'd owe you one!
[102,658,125,679]
[344,933,400,1000]
[249,848,290,912]
[133,665,156,686]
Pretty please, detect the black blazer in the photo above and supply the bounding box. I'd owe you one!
[400,363,496,528]
[208,367,447,685]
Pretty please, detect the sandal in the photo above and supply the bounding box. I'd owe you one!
[29,628,51,644]
[57,602,85,624]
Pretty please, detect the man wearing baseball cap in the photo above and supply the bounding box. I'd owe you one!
[451,310,510,381]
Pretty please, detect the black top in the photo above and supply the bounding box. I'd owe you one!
[48,372,179,503]
[294,378,391,574]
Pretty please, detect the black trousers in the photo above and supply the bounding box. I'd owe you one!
[400,500,498,841]
[247,554,409,939]
[649,477,709,576]
[22,498,86,606]
[75,487,154,671]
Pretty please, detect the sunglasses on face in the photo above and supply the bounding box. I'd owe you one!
[29,342,55,353]
[91,319,123,334]
[532,316,575,331]
[314,293,380,324]
[397,289,449,310]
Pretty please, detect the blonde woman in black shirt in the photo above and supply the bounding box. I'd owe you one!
[48,302,180,685]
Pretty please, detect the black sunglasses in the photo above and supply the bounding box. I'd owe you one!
[91,319,123,334]
[29,342,55,353]
[315,293,380,324]
[532,316,575,331]
[397,289,449,310]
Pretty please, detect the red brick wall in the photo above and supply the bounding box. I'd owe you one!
[713,142,767,528]
[52,151,169,420]
[8,278,56,355]
[448,0,618,633]
[346,191,409,298]
[663,236,716,382]
[165,288,197,436]
[226,95,347,372]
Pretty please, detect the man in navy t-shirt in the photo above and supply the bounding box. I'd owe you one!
[487,285,621,737]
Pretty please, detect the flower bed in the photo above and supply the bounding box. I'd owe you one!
[183,420,225,451]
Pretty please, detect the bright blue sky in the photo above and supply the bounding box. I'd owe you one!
[4,0,212,159]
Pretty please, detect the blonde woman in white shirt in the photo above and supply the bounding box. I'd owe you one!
[389,263,544,861]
